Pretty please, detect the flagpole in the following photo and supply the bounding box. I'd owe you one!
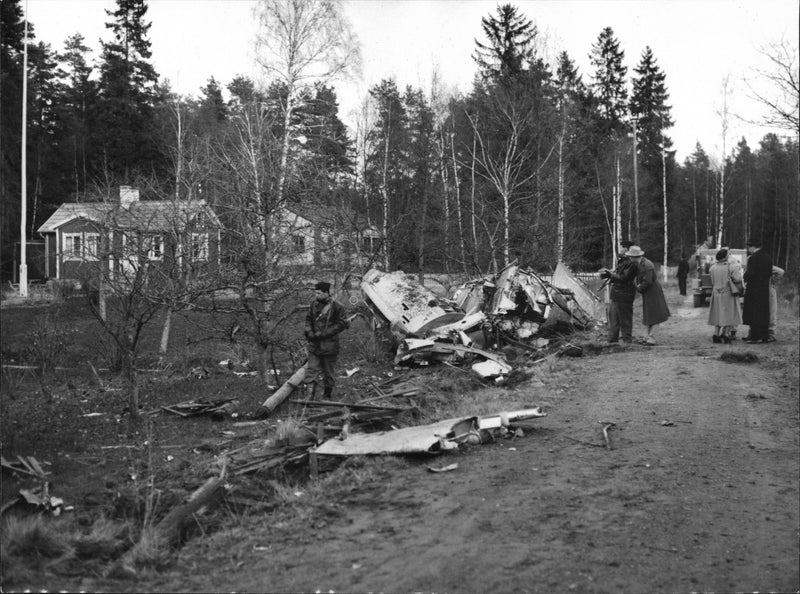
[19,0,29,297]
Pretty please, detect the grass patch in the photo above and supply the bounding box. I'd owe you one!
[1,515,73,561]
[720,351,759,363]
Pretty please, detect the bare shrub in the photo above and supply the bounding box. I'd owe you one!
[25,307,68,376]
[72,517,131,560]
[48,279,76,302]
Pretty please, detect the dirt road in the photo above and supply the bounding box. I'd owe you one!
[98,290,800,593]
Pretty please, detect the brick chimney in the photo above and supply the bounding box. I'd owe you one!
[120,186,140,208]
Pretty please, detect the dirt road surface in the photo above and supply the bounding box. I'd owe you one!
[104,289,796,594]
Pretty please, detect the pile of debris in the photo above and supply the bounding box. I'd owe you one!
[360,261,602,380]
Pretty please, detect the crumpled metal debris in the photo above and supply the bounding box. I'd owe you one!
[313,408,547,456]
[361,262,598,378]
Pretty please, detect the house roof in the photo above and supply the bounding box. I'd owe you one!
[283,203,378,235]
[38,200,221,234]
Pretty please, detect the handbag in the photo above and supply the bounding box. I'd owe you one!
[728,269,744,296]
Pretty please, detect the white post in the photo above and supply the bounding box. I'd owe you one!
[662,133,668,283]
[19,0,29,297]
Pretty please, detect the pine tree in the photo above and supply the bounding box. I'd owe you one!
[0,0,27,276]
[199,77,228,124]
[59,34,97,198]
[630,46,673,172]
[589,27,628,128]
[473,4,536,82]
[94,0,161,179]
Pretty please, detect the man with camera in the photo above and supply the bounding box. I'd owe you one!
[599,240,639,344]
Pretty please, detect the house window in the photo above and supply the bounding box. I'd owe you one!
[147,234,164,260]
[191,233,208,260]
[63,232,99,260]
[362,236,379,253]
[63,233,82,260]
[85,233,99,259]
[292,235,306,253]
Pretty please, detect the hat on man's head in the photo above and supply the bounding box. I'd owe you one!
[620,240,635,248]
[626,245,645,257]
[746,238,762,247]
[314,281,331,293]
[716,248,728,261]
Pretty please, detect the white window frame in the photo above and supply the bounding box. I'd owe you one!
[191,232,208,261]
[84,233,100,260]
[147,234,164,260]
[63,233,83,260]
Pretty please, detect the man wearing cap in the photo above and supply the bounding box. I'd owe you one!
[303,281,349,398]
[742,239,773,343]
[599,240,638,343]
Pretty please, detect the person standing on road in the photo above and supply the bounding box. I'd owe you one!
[742,239,773,343]
[303,281,349,399]
[599,240,638,343]
[707,248,742,344]
[627,245,670,346]
[677,253,690,296]
[768,265,784,342]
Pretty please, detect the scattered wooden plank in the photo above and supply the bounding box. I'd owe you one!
[289,399,408,412]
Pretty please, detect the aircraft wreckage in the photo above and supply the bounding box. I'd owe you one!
[360,262,602,380]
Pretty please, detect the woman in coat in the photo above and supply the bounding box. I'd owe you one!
[626,246,670,345]
[707,248,742,343]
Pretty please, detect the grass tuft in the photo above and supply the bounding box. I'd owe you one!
[72,516,131,560]
[1,515,73,560]
[719,351,759,363]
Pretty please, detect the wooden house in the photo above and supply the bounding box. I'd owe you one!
[37,186,221,282]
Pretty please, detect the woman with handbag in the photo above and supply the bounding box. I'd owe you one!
[707,248,743,343]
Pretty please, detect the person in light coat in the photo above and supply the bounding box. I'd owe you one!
[626,245,670,345]
[707,248,742,343]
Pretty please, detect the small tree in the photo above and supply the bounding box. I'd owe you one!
[252,0,361,225]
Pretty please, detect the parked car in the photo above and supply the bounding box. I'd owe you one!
[692,247,747,307]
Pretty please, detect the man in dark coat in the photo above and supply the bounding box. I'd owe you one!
[628,245,670,345]
[303,281,349,398]
[599,240,638,343]
[743,239,773,343]
[677,253,690,296]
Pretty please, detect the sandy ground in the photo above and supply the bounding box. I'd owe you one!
[4,287,797,593]
[119,289,798,593]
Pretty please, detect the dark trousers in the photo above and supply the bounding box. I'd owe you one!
[304,351,338,391]
[678,276,687,295]
[748,325,769,341]
[607,300,634,342]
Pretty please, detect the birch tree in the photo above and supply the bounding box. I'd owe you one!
[253,0,361,217]
[715,75,731,248]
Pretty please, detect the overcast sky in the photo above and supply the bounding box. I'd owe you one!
[26,0,798,162]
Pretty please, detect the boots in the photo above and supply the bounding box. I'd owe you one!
[307,381,318,400]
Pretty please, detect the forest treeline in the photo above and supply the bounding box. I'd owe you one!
[1,0,797,281]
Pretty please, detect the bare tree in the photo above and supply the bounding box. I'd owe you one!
[745,38,799,132]
[79,182,218,426]
[465,97,537,268]
[253,0,361,214]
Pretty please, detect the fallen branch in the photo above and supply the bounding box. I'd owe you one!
[261,363,307,413]
[563,435,605,448]
[599,422,616,450]
[109,461,228,578]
